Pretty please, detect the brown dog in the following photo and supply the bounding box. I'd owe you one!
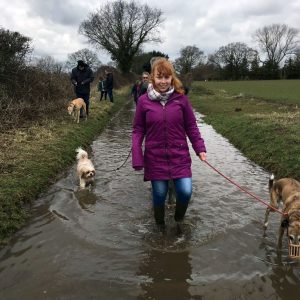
[264,174,300,247]
[67,98,87,123]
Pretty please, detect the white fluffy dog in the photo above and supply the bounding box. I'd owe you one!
[76,147,95,189]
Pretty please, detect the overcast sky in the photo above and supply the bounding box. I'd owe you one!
[1,0,300,64]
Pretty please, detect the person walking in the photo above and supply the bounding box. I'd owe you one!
[132,58,207,231]
[137,72,150,98]
[70,60,94,116]
[131,79,141,105]
[105,69,114,103]
[98,76,107,101]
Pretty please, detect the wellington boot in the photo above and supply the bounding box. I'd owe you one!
[154,205,165,226]
[156,223,166,234]
[176,222,183,236]
[174,201,189,222]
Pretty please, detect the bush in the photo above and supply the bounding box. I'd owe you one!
[0,28,74,131]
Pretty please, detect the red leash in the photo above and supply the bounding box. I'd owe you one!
[203,160,287,216]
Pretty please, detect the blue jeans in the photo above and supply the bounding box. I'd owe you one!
[151,178,192,207]
[76,92,90,116]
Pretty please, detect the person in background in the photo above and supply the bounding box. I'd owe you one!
[105,69,114,103]
[98,76,107,101]
[132,58,207,231]
[137,72,150,98]
[131,79,141,105]
[70,60,94,116]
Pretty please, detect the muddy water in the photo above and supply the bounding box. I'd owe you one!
[1,101,300,300]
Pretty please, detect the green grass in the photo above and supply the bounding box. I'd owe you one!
[198,80,300,106]
[0,87,130,243]
[190,81,300,179]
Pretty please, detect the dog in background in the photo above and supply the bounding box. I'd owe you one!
[264,174,300,247]
[76,147,95,189]
[67,98,87,123]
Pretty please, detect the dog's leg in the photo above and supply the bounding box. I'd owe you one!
[264,188,280,229]
[79,177,86,189]
[83,103,87,121]
[264,207,271,229]
[277,224,285,249]
[76,111,80,123]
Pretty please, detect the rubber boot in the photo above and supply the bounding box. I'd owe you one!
[154,205,165,232]
[174,201,189,222]
[175,201,189,235]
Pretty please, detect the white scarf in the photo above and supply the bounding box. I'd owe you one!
[147,83,174,105]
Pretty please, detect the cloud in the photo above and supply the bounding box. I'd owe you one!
[142,0,300,58]
[26,0,88,26]
[1,0,300,64]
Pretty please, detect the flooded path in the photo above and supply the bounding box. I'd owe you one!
[1,101,300,299]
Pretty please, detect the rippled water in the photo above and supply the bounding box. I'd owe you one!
[1,100,300,300]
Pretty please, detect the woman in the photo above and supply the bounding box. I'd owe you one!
[132,58,206,229]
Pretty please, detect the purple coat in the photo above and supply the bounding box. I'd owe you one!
[132,92,206,181]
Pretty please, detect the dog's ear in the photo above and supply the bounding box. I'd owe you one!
[281,219,289,228]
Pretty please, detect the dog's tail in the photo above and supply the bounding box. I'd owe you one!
[76,147,88,160]
[269,174,275,191]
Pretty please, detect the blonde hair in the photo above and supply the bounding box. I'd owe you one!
[150,58,184,94]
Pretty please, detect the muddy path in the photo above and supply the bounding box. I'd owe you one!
[1,101,300,300]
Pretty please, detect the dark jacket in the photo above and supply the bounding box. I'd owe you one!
[71,64,94,94]
[106,72,113,90]
[132,92,206,181]
[131,81,140,103]
[137,82,148,97]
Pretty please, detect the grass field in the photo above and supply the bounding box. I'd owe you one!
[198,80,300,106]
[189,80,300,180]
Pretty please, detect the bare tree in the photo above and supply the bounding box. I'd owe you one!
[65,48,101,71]
[35,56,64,74]
[174,45,205,74]
[79,0,163,73]
[209,42,257,68]
[253,23,299,65]
[209,42,257,79]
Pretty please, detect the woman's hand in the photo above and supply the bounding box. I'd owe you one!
[199,152,207,161]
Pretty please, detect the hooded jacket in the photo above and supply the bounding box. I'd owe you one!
[132,91,206,181]
[71,63,94,94]
[106,72,113,90]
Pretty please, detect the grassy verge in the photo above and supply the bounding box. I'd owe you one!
[199,79,300,105]
[0,87,130,243]
[189,81,300,179]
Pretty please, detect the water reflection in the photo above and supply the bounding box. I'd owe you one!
[137,249,192,300]
[257,230,300,300]
[74,188,97,211]
[269,265,300,300]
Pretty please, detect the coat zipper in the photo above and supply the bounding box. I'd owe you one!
[162,103,171,178]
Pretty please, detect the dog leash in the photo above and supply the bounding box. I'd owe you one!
[115,148,132,171]
[203,160,287,216]
[100,148,132,172]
